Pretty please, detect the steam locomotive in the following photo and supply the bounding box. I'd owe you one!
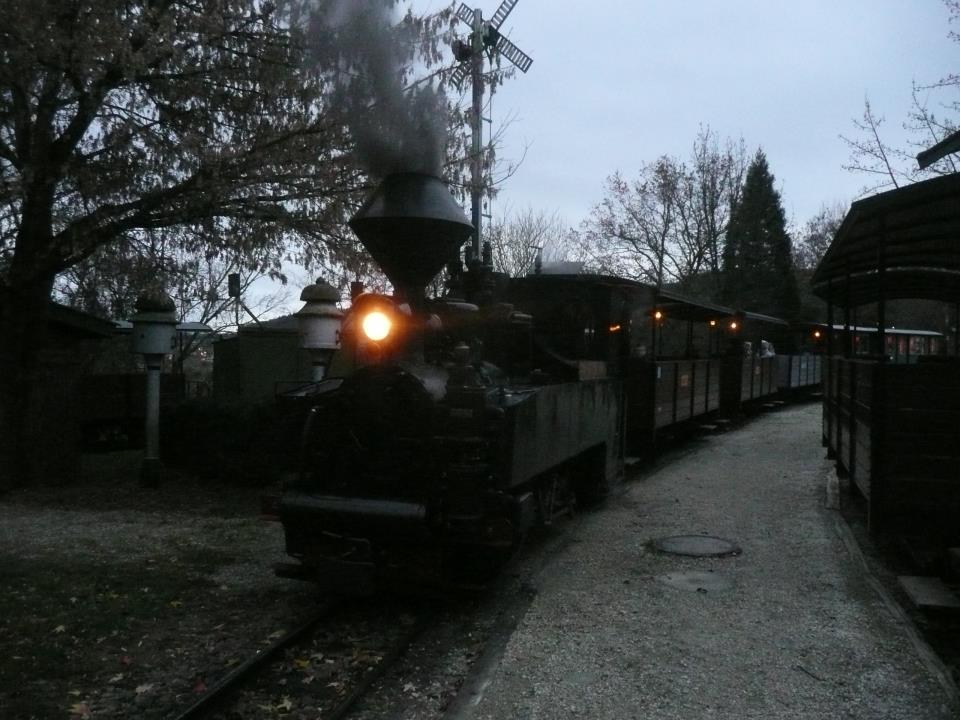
[274,172,823,593]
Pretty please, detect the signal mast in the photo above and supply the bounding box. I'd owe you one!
[450,0,533,261]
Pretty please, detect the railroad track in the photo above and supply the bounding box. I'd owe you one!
[169,486,644,720]
[168,597,434,720]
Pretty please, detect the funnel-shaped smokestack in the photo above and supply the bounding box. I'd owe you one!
[350,173,473,296]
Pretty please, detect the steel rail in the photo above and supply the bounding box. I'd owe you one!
[169,600,339,720]
[323,611,433,720]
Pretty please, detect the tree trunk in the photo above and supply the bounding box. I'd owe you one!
[0,273,55,491]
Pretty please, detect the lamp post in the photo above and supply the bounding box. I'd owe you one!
[295,278,342,382]
[130,289,177,487]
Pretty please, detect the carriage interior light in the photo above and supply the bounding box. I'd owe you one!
[709,319,717,327]
[730,321,738,330]
[814,330,822,338]
[609,324,622,332]
[362,310,392,341]
[653,310,663,321]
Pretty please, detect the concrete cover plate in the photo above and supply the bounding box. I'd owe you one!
[651,535,742,558]
[657,570,733,593]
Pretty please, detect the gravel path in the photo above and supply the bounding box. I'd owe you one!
[458,403,956,720]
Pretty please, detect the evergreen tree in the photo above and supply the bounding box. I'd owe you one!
[721,150,801,320]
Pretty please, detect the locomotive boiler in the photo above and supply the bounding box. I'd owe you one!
[277,173,621,592]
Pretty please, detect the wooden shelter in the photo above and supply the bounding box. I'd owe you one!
[811,173,960,539]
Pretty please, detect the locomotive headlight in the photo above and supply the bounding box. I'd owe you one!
[362,310,392,341]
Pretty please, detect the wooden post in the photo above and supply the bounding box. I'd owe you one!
[877,222,887,361]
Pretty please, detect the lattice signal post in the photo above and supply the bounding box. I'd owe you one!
[451,0,533,260]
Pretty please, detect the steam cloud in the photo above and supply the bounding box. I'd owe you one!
[302,0,448,179]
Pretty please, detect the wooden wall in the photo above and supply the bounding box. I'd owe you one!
[824,357,960,540]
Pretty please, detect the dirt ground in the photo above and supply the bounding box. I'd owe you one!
[0,452,320,720]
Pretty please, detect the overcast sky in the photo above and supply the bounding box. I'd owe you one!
[426,0,956,230]
[273,1,955,309]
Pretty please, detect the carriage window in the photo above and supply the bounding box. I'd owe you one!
[909,336,925,357]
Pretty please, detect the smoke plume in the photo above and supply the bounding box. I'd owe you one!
[300,0,448,179]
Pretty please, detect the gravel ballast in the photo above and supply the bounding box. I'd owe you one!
[457,403,957,720]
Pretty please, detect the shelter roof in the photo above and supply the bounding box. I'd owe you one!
[811,323,944,337]
[811,173,960,307]
[656,288,734,322]
[47,302,116,339]
[740,310,789,326]
[237,313,298,334]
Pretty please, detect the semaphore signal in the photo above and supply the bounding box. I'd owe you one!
[449,1,533,259]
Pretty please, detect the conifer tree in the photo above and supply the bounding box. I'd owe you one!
[721,150,800,320]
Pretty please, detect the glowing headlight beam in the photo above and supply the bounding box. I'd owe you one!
[362,311,392,341]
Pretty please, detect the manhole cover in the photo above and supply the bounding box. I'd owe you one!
[651,535,741,558]
[657,570,733,593]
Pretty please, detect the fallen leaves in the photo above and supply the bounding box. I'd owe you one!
[68,701,92,719]
[2,482,302,720]
[256,696,295,714]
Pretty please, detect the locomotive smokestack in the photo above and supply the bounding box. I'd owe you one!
[349,173,474,301]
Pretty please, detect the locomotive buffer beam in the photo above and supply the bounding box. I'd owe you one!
[282,492,427,528]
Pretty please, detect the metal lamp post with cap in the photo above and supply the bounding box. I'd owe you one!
[295,278,342,382]
[130,289,177,487]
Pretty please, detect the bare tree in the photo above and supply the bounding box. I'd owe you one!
[841,1,959,192]
[581,128,746,292]
[487,205,577,277]
[905,83,959,174]
[841,99,915,192]
[689,128,748,285]
[582,161,682,289]
[795,201,847,271]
